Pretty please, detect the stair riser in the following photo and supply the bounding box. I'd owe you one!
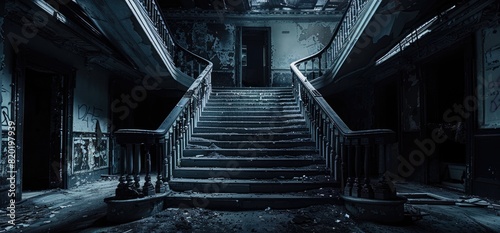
[209,95,294,98]
[169,182,333,193]
[190,134,311,141]
[192,127,309,134]
[196,121,305,128]
[198,116,303,122]
[205,102,297,107]
[200,111,300,117]
[188,141,315,149]
[203,107,299,111]
[180,158,324,168]
[172,169,326,179]
[183,149,318,157]
[212,88,292,92]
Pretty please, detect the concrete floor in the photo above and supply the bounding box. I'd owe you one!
[0,179,499,233]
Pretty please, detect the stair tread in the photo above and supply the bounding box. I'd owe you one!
[170,177,334,184]
[181,156,323,160]
[174,166,327,171]
[191,132,310,136]
[183,148,317,151]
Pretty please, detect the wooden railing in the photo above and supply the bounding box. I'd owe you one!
[291,0,397,200]
[140,0,207,79]
[296,0,380,81]
[113,0,213,199]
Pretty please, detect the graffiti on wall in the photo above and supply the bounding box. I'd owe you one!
[77,104,103,130]
[0,137,8,178]
[1,87,12,130]
[479,26,500,128]
[72,136,108,173]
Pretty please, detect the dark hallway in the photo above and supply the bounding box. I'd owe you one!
[22,69,64,191]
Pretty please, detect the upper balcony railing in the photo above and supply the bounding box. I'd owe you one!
[291,0,398,200]
[295,0,380,82]
[112,0,213,199]
[138,0,210,79]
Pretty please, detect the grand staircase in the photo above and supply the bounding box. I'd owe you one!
[165,88,339,209]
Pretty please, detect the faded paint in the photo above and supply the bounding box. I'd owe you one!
[172,22,236,71]
[73,69,110,133]
[168,19,336,86]
[478,25,500,128]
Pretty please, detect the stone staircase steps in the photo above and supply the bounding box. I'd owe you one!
[179,156,324,168]
[189,133,311,141]
[192,126,309,133]
[183,148,318,157]
[188,140,314,149]
[198,115,304,122]
[196,120,305,128]
[200,110,300,116]
[168,87,335,207]
[172,166,328,179]
[203,106,299,111]
[168,177,336,194]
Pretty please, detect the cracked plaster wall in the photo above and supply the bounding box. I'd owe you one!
[169,19,336,87]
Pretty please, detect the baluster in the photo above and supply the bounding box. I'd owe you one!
[175,139,181,167]
[126,144,135,193]
[312,58,315,79]
[343,142,353,196]
[116,143,140,199]
[352,143,362,197]
[318,56,322,76]
[304,61,308,77]
[167,129,174,180]
[361,144,374,198]
[156,138,166,193]
[317,111,323,157]
[324,119,331,170]
[134,144,141,192]
[317,108,321,146]
[143,144,155,196]
[116,144,127,198]
[333,128,340,181]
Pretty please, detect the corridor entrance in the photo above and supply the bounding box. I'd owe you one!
[424,46,467,190]
[241,27,271,87]
[22,68,67,191]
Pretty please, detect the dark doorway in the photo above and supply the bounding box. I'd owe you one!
[22,68,65,191]
[424,47,466,190]
[241,27,270,87]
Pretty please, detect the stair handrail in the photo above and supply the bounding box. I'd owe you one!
[293,0,380,82]
[290,0,397,200]
[138,0,212,80]
[112,0,213,199]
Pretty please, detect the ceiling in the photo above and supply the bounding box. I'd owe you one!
[158,0,349,12]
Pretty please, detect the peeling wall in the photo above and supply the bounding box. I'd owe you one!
[168,19,336,87]
[477,25,500,129]
[0,13,114,205]
[69,67,111,186]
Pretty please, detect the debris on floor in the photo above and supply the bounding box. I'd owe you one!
[456,197,490,207]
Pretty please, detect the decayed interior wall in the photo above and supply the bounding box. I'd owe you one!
[70,67,111,187]
[473,24,500,198]
[168,18,336,87]
[0,10,116,202]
